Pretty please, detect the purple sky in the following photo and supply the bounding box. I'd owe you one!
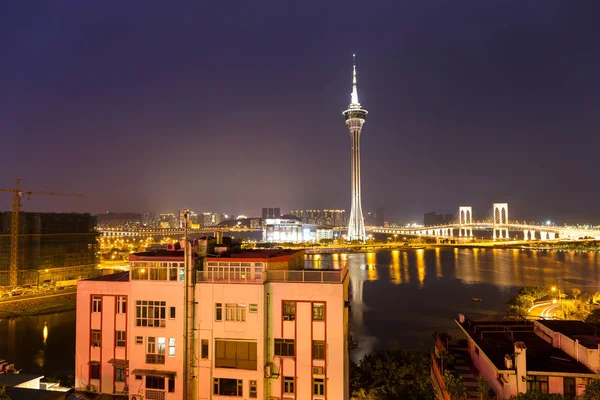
[1,1,599,223]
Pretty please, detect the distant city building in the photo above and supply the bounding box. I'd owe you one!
[290,209,346,226]
[262,218,334,243]
[201,212,226,227]
[261,207,281,220]
[141,212,158,228]
[75,243,349,399]
[96,212,141,229]
[159,213,178,229]
[0,212,98,285]
[424,212,454,226]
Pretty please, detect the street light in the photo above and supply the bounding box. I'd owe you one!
[551,286,563,318]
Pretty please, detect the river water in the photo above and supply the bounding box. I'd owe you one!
[1,248,599,376]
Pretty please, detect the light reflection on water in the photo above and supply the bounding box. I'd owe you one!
[342,248,600,361]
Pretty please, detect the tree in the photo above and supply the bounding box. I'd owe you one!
[0,385,9,400]
[571,288,582,300]
[476,374,491,400]
[584,376,600,400]
[443,371,467,400]
[437,348,455,374]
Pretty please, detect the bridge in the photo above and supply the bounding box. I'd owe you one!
[369,203,600,241]
[99,227,261,237]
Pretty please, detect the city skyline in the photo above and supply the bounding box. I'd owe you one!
[1,1,600,224]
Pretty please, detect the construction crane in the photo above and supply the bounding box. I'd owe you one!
[0,178,84,287]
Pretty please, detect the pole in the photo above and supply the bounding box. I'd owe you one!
[183,209,196,399]
[9,178,21,287]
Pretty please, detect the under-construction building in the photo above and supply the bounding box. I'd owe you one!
[0,212,99,285]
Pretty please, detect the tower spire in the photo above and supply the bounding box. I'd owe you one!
[351,54,360,107]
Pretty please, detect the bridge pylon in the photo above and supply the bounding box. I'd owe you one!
[458,206,473,237]
[493,203,509,239]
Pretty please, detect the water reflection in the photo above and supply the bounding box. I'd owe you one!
[390,250,401,284]
[416,249,425,287]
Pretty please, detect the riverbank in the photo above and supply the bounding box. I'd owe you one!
[0,291,76,318]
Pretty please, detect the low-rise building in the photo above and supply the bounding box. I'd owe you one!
[432,315,599,399]
[76,243,350,400]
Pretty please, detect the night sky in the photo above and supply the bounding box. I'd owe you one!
[1,1,599,224]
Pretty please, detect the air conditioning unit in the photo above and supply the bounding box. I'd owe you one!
[85,384,97,392]
[458,314,465,323]
[313,366,325,375]
[504,355,513,369]
[130,395,144,400]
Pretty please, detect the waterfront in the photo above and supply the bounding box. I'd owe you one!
[1,248,599,376]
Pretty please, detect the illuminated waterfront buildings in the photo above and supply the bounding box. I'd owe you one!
[75,240,350,399]
[290,209,346,226]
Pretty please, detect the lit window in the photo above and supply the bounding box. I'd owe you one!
[313,302,325,321]
[146,337,166,364]
[169,338,175,357]
[92,296,102,313]
[225,303,246,322]
[284,376,295,394]
[249,304,258,313]
[283,301,295,321]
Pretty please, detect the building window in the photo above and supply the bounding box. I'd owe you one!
[169,306,176,319]
[146,337,166,364]
[313,377,325,396]
[201,339,209,359]
[526,376,548,393]
[215,340,257,370]
[283,301,295,321]
[135,300,166,327]
[313,340,325,360]
[91,330,101,347]
[168,377,175,393]
[136,336,143,344]
[90,364,100,380]
[115,367,125,382]
[313,302,325,321]
[249,380,257,398]
[225,303,246,322]
[135,375,142,380]
[274,339,294,357]
[168,338,175,357]
[116,331,126,347]
[216,303,223,321]
[284,376,295,394]
[213,378,243,396]
[116,296,126,314]
[249,304,258,313]
[146,376,165,390]
[92,296,102,313]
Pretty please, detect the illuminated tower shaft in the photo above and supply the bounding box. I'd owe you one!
[343,57,368,241]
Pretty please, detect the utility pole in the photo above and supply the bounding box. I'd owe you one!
[183,209,198,399]
[0,178,83,287]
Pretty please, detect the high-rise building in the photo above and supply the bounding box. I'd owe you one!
[343,56,368,241]
[141,212,158,228]
[261,207,281,220]
[290,209,346,226]
[75,243,350,399]
[0,212,98,285]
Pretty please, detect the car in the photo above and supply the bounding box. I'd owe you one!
[10,287,24,296]
[21,284,35,295]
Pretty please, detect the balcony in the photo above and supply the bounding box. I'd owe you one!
[146,354,165,364]
[266,268,347,283]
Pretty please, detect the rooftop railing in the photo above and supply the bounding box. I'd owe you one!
[196,267,347,284]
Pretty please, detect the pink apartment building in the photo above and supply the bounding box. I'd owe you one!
[75,245,350,400]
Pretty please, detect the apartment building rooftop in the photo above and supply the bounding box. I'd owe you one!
[537,320,600,349]
[457,318,595,375]
[85,272,130,282]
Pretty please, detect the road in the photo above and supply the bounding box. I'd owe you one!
[528,301,563,319]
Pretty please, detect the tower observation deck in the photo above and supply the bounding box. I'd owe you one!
[343,55,368,242]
